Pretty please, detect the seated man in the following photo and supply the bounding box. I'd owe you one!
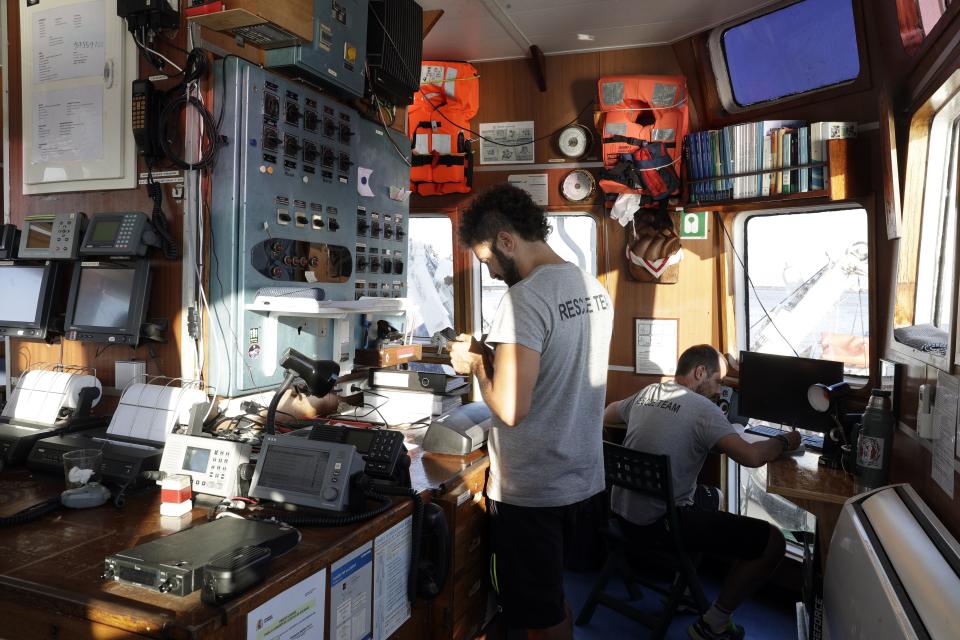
[604,344,800,640]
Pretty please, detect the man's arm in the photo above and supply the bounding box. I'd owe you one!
[714,431,802,467]
[449,335,540,427]
[604,401,626,425]
[472,342,540,426]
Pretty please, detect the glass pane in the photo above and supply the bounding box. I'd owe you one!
[722,0,860,107]
[898,0,953,54]
[479,214,598,333]
[915,118,960,330]
[744,209,870,377]
[408,216,455,338]
[738,465,816,543]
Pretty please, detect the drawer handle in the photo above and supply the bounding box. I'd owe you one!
[468,578,482,597]
[468,536,482,553]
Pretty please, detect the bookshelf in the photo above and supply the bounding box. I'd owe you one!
[683,132,860,212]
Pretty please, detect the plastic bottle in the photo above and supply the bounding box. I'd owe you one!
[856,389,896,488]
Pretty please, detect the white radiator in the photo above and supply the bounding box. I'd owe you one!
[823,483,960,639]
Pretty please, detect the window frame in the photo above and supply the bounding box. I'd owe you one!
[890,69,960,371]
[707,0,870,115]
[473,211,601,335]
[407,209,478,344]
[732,204,873,381]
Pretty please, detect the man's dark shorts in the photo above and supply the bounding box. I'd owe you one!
[488,495,600,629]
[617,486,771,562]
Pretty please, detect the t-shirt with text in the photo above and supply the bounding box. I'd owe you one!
[484,262,613,508]
[610,381,736,525]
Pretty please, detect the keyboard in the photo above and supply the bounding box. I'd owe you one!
[744,423,824,451]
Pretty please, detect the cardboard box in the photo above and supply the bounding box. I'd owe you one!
[354,344,423,367]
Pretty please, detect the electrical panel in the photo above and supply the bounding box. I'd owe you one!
[264,0,369,99]
[209,57,409,397]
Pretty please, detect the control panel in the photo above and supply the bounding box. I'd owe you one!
[263,0,368,99]
[159,434,252,499]
[19,212,87,260]
[80,212,158,257]
[209,58,410,397]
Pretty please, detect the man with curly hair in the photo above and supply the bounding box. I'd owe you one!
[450,184,614,640]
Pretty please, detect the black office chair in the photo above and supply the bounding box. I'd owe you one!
[575,442,710,639]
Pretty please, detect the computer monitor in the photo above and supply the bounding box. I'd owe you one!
[64,260,151,346]
[738,351,844,431]
[0,261,63,341]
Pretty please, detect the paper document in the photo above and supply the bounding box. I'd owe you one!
[373,516,412,639]
[508,174,548,205]
[479,121,534,164]
[33,85,103,164]
[932,371,958,498]
[331,542,373,640]
[246,568,326,640]
[32,0,106,83]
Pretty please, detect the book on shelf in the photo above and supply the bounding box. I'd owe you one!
[684,119,852,204]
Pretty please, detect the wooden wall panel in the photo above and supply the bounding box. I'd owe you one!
[4,3,185,389]
[410,46,722,405]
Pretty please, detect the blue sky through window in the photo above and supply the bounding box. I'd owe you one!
[722,0,860,107]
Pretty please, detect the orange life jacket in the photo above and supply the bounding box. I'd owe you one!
[416,61,480,120]
[408,61,479,197]
[595,75,688,204]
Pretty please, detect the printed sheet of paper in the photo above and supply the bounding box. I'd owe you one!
[32,0,105,83]
[479,121,534,164]
[32,85,103,164]
[246,568,326,640]
[933,371,958,498]
[507,174,548,205]
[331,541,373,640]
[373,516,411,640]
[634,319,678,375]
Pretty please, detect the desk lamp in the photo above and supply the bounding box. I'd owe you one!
[265,348,340,435]
[808,381,851,469]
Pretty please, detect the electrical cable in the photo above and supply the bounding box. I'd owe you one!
[131,25,184,76]
[146,167,179,260]
[159,93,224,170]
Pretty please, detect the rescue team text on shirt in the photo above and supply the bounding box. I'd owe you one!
[558,295,610,320]
[634,397,682,414]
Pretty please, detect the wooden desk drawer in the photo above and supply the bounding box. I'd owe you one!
[453,520,487,577]
[453,562,492,640]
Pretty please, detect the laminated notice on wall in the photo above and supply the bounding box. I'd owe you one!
[479,121,534,165]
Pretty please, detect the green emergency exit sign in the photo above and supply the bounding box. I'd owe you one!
[679,211,708,239]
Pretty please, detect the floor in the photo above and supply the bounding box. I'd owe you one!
[562,558,799,639]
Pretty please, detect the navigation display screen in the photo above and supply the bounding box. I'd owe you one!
[0,266,43,323]
[26,221,53,248]
[73,267,136,328]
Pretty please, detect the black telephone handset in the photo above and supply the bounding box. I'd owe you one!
[132,79,162,161]
[417,502,450,599]
[308,423,409,485]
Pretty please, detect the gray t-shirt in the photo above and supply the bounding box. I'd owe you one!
[484,262,613,507]
[610,381,736,525]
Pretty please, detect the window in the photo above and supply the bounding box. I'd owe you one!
[407,215,455,339]
[710,0,860,110]
[478,214,598,333]
[740,208,870,378]
[898,0,953,54]
[892,84,960,364]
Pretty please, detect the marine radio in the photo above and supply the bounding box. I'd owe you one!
[18,212,86,260]
[79,212,160,257]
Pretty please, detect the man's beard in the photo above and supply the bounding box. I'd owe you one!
[491,245,522,286]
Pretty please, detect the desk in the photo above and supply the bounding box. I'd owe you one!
[765,450,856,566]
[0,447,489,639]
